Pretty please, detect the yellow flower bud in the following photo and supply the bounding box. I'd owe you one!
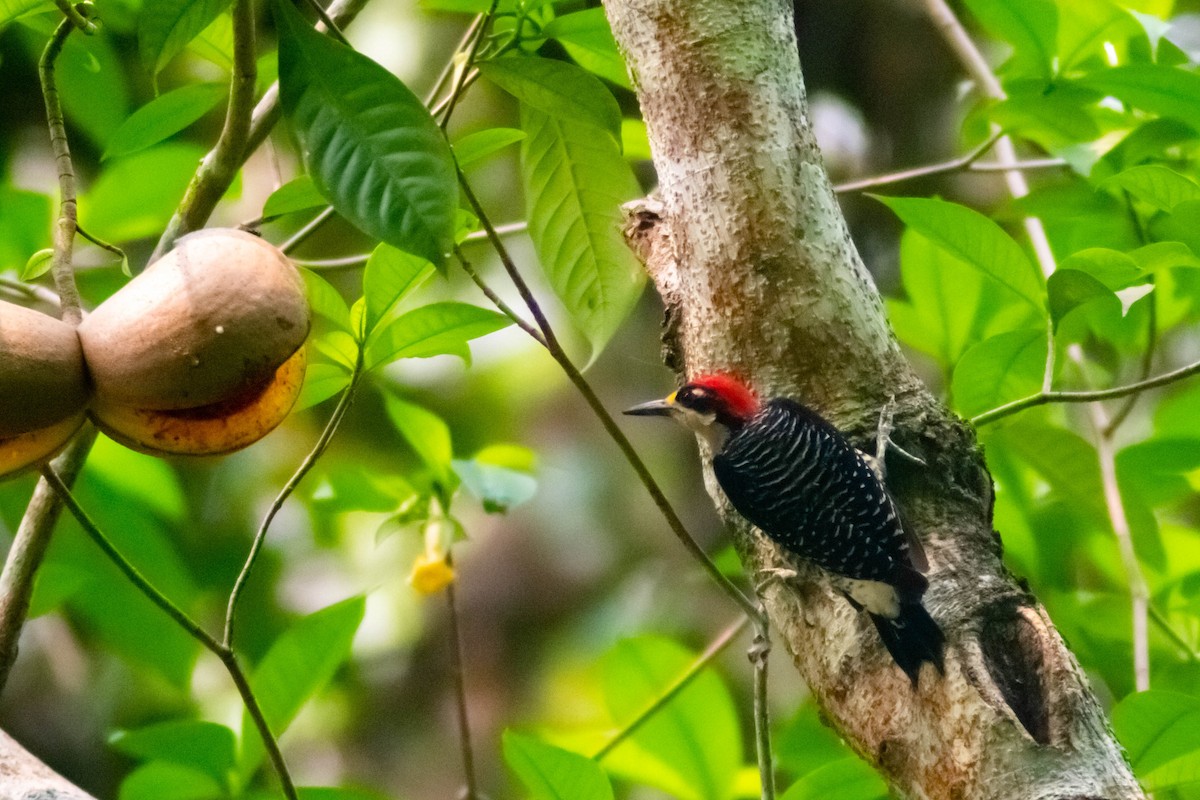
[409,552,455,595]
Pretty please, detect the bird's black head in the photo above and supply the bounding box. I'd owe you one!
[624,374,761,432]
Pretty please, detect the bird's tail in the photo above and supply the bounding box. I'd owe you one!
[870,601,945,687]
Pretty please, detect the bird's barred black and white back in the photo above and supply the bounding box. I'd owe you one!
[713,398,916,588]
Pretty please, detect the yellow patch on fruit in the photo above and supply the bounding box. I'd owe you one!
[409,552,455,595]
[0,413,86,480]
[89,347,307,457]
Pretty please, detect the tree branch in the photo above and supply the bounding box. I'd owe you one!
[152,0,257,261]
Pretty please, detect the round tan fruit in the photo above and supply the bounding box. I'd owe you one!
[77,228,310,411]
[0,300,91,438]
[0,413,86,479]
[89,346,306,456]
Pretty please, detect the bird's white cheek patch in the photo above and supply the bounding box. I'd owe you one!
[839,578,900,618]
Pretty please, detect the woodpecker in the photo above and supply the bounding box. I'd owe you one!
[626,374,944,685]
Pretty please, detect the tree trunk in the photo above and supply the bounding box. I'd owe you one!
[603,0,1144,797]
[0,728,95,800]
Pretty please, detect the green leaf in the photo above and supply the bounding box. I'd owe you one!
[1101,165,1200,212]
[383,392,454,488]
[1077,65,1200,131]
[365,302,511,370]
[480,57,622,138]
[952,329,1046,418]
[276,0,458,265]
[1047,269,1118,329]
[542,8,631,89]
[81,144,215,242]
[295,362,351,411]
[452,458,537,513]
[240,597,365,774]
[873,195,1044,309]
[264,175,329,218]
[301,269,353,334]
[1059,248,1143,288]
[780,758,888,800]
[362,243,436,336]
[139,0,234,78]
[521,105,644,360]
[1113,690,1200,790]
[1056,0,1143,71]
[117,761,224,800]
[298,789,393,800]
[961,0,1057,80]
[0,187,51,273]
[22,27,130,148]
[103,82,227,161]
[21,248,53,280]
[452,127,526,168]
[110,721,236,785]
[188,10,233,70]
[601,636,740,800]
[0,0,52,28]
[503,731,614,800]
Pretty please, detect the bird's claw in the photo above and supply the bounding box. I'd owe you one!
[754,566,799,596]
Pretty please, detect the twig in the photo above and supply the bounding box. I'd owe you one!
[592,616,748,760]
[41,466,300,800]
[39,18,83,326]
[299,0,349,45]
[750,621,775,800]
[0,430,95,692]
[439,1,496,129]
[224,350,364,647]
[455,246,545,346]
[457,173,761,622]
[41,465,222,652]
[833,131,1002,193]
[920,0,1057,278]
[1087,395,1149,691]
[219,648,299,800]
[74,223,126,264]
[152,0,258,261]
[0,277,61,308]
[52,0,96,34]
[279,206,336,254]
[969,357,1200,427]
[446,579,480,800]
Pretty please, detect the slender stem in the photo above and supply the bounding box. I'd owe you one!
[39,18,83,326]
[1088,399,1150,691]
[42,464,221,652]
[42,466,300,800]
[279,206,336,254]
[833,130,1002,194]
[299,0,349,44]
[455,246,545,346]
[446,580,480,800]
[921,0,1057,278]
[751,623,775,800]
[0,277,61,307]
[220,648,299,800]
[439,1,497,129]
[0,430,95,692]
[152,0,258,261]
[292,254,371,269]
[970,357,1200,427]
[74,223,127,264]
[224,351,364,647]
[592,616,748,761]
[457,173,761,621]
[1148,603,1200,662]
[52,0,97,33]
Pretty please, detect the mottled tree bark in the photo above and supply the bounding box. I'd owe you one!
[0,729,95,800]
[604,1,1144,798]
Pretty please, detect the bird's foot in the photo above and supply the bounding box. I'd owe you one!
[754,566,799,596]
[868,395,925,481]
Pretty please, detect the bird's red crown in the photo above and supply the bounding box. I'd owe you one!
[687,373,761,420]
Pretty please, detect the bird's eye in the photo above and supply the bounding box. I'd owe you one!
[679,386,714,412]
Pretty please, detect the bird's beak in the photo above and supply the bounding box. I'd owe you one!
[624,392,677,417]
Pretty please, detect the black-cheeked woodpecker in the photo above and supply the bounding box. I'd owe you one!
[626,374,944,685]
